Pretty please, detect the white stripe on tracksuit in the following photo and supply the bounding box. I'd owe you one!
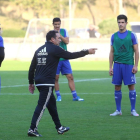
[36,87,52,128]
[36,84,54,86]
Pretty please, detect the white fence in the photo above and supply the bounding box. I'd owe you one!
[4,38,140,61]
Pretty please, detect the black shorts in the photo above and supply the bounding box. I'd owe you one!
[0,47,5,67]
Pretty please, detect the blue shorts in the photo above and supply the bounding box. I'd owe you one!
[112,63,136,85]
[56,60,72,75]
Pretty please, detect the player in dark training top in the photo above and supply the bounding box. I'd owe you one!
[28,30,97,137]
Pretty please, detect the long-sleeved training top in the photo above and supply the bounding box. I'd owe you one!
[28,41,89,86]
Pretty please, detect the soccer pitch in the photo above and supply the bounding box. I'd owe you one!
[0,60,140,140]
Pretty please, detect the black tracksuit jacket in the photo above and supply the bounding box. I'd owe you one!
[28,41,89,86]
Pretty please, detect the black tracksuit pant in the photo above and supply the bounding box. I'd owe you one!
[30,86,61,130]
[0,47,4,67]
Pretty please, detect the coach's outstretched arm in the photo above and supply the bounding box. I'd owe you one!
[54,46,97,60]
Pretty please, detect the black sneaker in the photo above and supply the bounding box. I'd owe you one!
[28,128,42,137]
[57,126,70,134]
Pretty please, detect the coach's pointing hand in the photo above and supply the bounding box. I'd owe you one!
[88,48,97,54]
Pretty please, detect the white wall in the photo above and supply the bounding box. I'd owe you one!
[3,38,140,61]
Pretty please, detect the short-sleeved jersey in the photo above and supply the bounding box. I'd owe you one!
[0,36,4,47]
[60,28,69,39]
[110,30,138,46]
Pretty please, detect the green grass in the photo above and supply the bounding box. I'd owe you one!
[0,60,140,140]
[0,15,27,32]
[2,29,26,37]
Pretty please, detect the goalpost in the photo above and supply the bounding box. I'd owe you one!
[17,18,90,60]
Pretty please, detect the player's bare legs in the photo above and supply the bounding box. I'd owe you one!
[128,84,134,90]
[55,75,61,101]
[66,74,84,101]
[55,75,59,91]
[66,74,75,91]
[55,73,84,101]
[115,85,121,91]
[128,84,139,116]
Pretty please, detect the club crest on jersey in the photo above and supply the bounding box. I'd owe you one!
[37,47,48,56]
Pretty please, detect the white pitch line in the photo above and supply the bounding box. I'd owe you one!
[1,77,140,89]
[1,78,111,88]
[1,84,27,88]
[0,92,140,95]
[0,92,108,95]
[62,78,111,83]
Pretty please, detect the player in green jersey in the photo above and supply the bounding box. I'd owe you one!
[109,15,139,116]
[53,17,84,101]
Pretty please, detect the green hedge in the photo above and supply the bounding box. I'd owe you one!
[98,18,131,36]
[98,18,118,36]
[2,29,26,37]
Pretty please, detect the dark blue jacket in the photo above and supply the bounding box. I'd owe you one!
[28,41,88,86]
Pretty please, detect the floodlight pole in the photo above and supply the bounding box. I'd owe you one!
[69,0,72,30]
[119,0,123,14]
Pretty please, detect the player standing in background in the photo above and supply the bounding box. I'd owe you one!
[109,15,139,116]
[53,17,84,101]
[0,24,5,67]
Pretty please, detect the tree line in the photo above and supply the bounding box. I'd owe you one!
[0,0,139,25]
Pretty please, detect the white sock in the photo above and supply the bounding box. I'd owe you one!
[59,126,63,130]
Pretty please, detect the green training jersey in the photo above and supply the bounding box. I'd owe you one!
[113,30,134,65]
[59,28,67,61]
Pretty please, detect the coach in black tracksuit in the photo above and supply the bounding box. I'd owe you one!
[28,30,97,137]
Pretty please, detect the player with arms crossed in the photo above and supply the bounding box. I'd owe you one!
[53,17,84,101]
[109,14,139,116]
[0,24,5,67]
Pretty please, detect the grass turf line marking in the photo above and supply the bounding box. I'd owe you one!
[1,92,140,95]
[1,77,140,89]
[1,78,112,88]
